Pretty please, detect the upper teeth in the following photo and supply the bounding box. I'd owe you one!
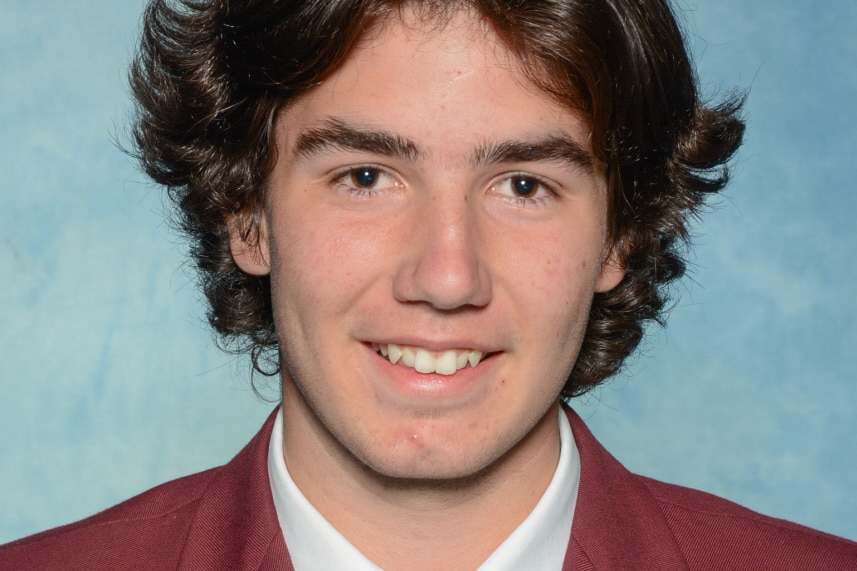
[372,343,484,376]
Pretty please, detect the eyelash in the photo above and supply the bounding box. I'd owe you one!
[491,173,557,207]
[330,165,400,198]
[329,166,558,207]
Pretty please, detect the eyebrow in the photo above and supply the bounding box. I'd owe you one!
[291,117,595,172]
[473,136,596,173]
[292,118,422,162]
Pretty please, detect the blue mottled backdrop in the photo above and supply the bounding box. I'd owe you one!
[1,0,855,543]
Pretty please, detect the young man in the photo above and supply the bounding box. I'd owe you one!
[2,0,855,569]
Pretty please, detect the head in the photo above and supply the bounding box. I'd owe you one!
[131,0,743,399]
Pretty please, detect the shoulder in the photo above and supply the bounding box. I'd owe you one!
[564,406,857,569]
[0,467,219,571]
[640,476,857,570]
[0,409,283,571]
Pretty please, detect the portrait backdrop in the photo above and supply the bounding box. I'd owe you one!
[1,0,855,543]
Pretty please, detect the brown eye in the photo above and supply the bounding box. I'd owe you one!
[511,176,537,197]
[335,166,403,197]
[490,173,555,206]
[351,168,379,188]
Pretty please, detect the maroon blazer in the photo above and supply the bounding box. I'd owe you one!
[2,407,855,570]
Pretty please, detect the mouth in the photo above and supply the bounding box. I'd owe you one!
[371,343,486,376]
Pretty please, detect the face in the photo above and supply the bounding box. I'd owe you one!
[232,10,624,483]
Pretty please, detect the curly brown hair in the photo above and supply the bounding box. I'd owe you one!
[130,0,744,397]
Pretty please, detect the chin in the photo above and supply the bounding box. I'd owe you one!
[344,422,519,485]
[359,451,502,486]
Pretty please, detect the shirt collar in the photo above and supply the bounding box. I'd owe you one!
[268,406,579,571]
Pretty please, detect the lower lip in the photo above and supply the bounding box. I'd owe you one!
[364,344,498,407]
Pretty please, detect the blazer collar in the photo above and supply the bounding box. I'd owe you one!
[562,406,689,570]
[176,409,293,571]
[173,405,690,570]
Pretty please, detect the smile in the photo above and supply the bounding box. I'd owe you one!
[371,343,485,376]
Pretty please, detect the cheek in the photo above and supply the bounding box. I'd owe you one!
[501,229,602,334]
[535,223,607,291]
[506,234,579,298]
[272,211,393,310]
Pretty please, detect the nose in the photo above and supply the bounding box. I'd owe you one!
[392,193,491,311]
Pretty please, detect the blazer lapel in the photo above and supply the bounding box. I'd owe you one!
[172,405,690,569]
[176,409,295,571]
[562,407,689,570]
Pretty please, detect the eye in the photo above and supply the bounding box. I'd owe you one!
[351,167,381,189]
[491,174,553,203]
[510,176,538,197]
[333,165,402,196]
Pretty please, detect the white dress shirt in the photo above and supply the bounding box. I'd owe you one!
[268,407,580,570]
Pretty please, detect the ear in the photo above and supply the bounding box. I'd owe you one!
[227,211,271,276]
[595,244,626,293]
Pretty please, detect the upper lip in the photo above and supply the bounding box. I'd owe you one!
[365,337,498,354]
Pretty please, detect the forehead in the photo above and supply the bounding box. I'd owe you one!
[278,7,592,160]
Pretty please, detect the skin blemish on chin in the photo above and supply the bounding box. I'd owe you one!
[405,432,425,450]
[451,68,475,82]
